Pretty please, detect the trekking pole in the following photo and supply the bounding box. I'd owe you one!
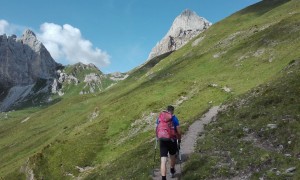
[152,138,158,176]
[178,140,182,174]
[154,138,158,162]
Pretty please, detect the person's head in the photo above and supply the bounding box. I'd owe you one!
[167,105,175,114]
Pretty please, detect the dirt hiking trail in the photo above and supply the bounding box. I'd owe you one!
[152,106,222,180]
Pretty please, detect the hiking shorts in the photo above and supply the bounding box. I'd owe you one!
[159,139,178,157]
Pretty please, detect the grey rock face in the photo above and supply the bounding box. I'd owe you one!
[109,72,129,81]
[0,29,59,88]
[82,73,102,94]
[51,70,79,96]
[148,9,211,60]
[0,29,59,111]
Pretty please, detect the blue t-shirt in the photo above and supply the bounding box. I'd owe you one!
[171,115,179,128]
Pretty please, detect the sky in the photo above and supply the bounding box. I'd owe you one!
[0,0,261,73]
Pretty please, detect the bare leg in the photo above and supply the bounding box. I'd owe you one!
[170,154,176,169]
[160,157,167,176]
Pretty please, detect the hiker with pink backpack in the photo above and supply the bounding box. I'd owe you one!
[156,105,182,180]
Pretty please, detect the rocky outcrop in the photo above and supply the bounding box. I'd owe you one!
[67,62,100,76]
[148,9,211,60]
[0,30,59,88]
[81,73,102,94]
[52,62,118,95]
[51,70,79,96]
[108,72,129,81]
[0,29,60,111]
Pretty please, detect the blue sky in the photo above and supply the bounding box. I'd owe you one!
[0,0,260,73]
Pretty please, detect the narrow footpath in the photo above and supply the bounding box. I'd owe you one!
[152,106,221,180]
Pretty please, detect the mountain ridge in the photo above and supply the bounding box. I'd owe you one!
[0,30,60,111]
[1,0,300,179]
[0,30,127,111]
[0,30,58,88]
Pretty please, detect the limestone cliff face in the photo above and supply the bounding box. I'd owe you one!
[0,29,59,89]
[147,9,211,60]
[0,29,59,111]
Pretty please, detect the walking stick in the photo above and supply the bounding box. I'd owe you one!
[152,138,158,176]
[154,138,158,162]
[178,139,182,174]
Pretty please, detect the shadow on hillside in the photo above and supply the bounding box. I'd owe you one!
[238,0,291,16]
[0,88,9,102]
[11,97,62,112]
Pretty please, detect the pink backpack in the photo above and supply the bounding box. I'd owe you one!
[156,111,176,140]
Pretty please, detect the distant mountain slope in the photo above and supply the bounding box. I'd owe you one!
[1,0,300,179]
[52,62,128,96]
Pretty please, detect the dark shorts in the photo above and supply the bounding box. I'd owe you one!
[159,139,178,157]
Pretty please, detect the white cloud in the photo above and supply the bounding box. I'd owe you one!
[0,19,25,35]
[0,20,9,34]
[38,23,110,67]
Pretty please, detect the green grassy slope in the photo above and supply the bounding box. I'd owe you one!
[0,0,300,179]
[60,63,106,96]
[59,62,126,97]
[183,59,300,179]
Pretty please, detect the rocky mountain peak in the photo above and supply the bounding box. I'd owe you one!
[165,9,210,38]
[87,63,98,69]
[0,30,59,111]
[23,29,36,37]
[147,9,211,60]
[70,62,103,75]
[19,29,42,51]
[0,30,58,87]
[181,9,194,16]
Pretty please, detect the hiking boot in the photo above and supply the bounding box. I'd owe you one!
[170,168,176,178]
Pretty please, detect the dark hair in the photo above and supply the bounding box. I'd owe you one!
[167,105,174,112]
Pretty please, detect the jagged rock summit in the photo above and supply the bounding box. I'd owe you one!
[147,9,211,60]
[0,29,59,88]
[0,29,60,111]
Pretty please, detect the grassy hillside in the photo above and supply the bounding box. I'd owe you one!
[59,63,112,96]
[183,59,300,179]
[1,0,300,179]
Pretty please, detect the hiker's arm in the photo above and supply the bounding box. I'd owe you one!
[176,126,182,141]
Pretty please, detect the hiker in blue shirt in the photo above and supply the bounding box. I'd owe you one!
[156,105,182,179]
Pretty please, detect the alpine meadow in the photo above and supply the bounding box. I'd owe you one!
[0,0,300,179]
